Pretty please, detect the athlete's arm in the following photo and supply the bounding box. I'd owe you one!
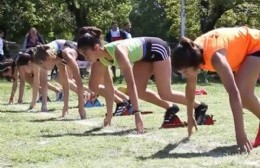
[115,45,139,112]
[56,62,70,117]
[39,68,48,112]
[18,68,26,104]
[212,50,251,153]
[63,48,86,119]
[186,72,198,137]
[103,65,115,126]
[115,44,143,133]
[29,64,40,109]
[9,67,18,104]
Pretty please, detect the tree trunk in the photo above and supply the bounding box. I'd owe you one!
[65,0,89,29]
[199,0,245,33]
[199,0,226,33]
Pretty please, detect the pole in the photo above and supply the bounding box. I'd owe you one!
[180,0,186,37]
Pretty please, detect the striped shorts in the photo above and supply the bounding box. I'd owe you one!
[141,37,170,62]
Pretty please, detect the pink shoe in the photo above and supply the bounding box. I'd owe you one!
[252,128,260,148]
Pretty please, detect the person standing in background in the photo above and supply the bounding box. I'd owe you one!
[0,30,5,61]
[0,29,16,61]
[123,21,132,39]
[105,21,127,80]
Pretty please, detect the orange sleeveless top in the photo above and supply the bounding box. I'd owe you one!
[194,27,260,72]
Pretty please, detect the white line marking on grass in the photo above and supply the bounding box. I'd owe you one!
[36,112,56,117]
[74,119,102,127]
[38,140,50,145]
[127,133,168,144]
[243,160,260,167]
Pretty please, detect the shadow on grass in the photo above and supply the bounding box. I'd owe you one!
[138,138,238,159]
[41,127,151,137]
[30,117,80,122]
[0,108,56,113]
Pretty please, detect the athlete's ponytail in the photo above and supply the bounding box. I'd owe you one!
[16,52,32,66]
[180,37,195,49]
[78,26,102,38]
[77,26,103,50]
[172,37,204,70]
[33,45,54,64]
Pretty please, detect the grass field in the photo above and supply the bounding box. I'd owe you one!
[0,80,259,168]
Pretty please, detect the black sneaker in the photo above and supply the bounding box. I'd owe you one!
[195,102,208,125]
[37,96,51,102]
[163,105,180,123]
[113,102,128,116]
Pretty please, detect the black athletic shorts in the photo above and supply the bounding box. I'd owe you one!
[141,37,170,62]
[249,50,260,58]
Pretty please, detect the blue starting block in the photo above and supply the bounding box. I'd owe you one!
[84,99,104,108]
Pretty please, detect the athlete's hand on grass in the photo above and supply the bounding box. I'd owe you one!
[135,112,144,134]
[104,113,113,127]
[62,105,69,117]
[236,132,252,154]
[187,116,198,137]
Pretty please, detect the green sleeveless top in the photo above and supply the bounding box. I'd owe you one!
[100,38,144,67]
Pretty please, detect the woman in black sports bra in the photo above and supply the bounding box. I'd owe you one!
[33,39,87,119]
[0,51,62,110]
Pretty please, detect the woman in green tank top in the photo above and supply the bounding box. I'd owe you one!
[77,26,208,135]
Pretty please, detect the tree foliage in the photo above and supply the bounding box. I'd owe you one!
[160,0,260,40]
[0,0,259,43]
[129,0,172,41]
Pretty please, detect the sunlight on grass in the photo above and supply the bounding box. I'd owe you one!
[0,81,259,168]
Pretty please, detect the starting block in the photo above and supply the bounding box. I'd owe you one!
[84,99,104,108]
[203,115,215,125]
[161,114,215,129]
[161,115,187,128]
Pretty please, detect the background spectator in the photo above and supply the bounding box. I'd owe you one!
[105,21,127,42]
[22,27,45,49]
[123,21,132,39]
[0,29,16,61]
[105,21,127,80]
[0,30,4,61]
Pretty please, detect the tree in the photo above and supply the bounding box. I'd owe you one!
[63,0,133,36]
[160,0,260,39]
[159,0,201,40]
[217,2,260,28]
[199,0,259,33]
[0,0,75,41]
[129,0,172,41]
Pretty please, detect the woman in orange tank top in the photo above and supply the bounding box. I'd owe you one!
[172,26,260,153]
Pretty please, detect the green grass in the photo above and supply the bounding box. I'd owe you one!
[0,81,259,168]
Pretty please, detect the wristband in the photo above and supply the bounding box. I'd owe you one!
[133,110,141,114]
